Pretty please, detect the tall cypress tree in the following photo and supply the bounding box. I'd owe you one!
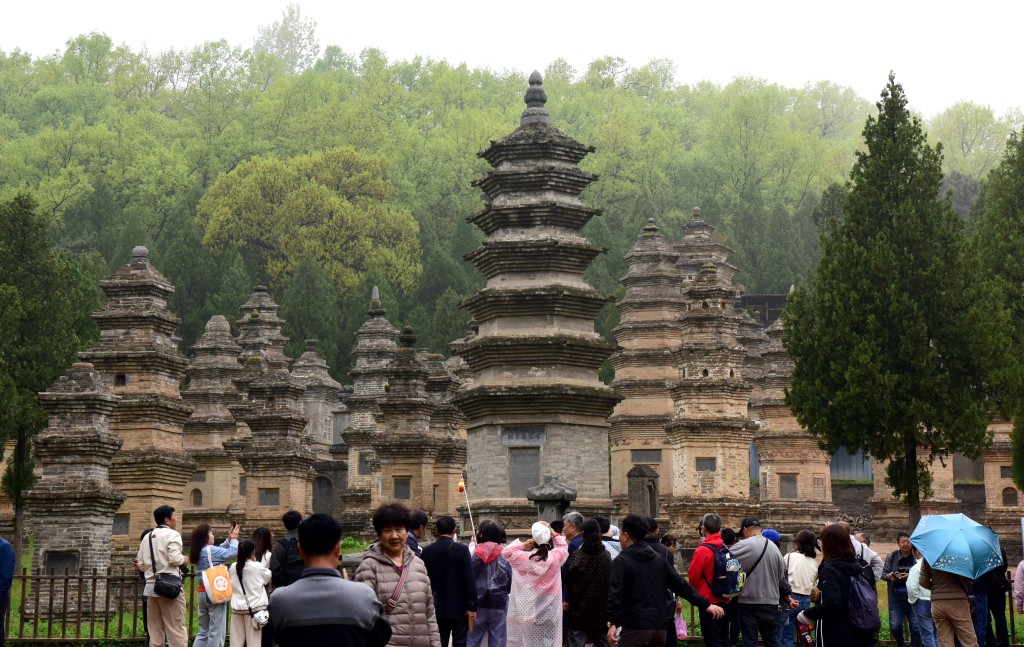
[279,256,343,375]
[783,74,1012,528]
[0,194,100,564]
[970,131,1024,489]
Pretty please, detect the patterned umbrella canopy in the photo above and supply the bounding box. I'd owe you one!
[910,513,1003,579]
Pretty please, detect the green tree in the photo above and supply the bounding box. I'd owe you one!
[783,74,1012,528]
[279,256,342,374]
[196,146,422,295]
[0,194,99,565]
[929,101,1012,182]
[253,3,320,75]
[970,131,1024,490]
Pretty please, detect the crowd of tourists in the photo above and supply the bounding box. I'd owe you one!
[127,502,1022,647]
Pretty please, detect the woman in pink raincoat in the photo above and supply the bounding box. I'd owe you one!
[502,521,569,647]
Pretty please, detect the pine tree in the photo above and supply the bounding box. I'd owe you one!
[0,194,100,565]
[783,74,1013,528]
[970,130,1024,490]
[279,256,342,375]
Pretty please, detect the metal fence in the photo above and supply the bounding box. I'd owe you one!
[2,567,1022,644]
[4,567,201,643]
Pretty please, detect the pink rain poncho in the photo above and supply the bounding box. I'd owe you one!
[502,534,569,647]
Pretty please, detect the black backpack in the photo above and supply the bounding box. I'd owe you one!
[275,536,305,587]
[700,542,745,599]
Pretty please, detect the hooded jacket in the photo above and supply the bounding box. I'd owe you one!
[607,542,710,630]
[355,542,441,647]
[803,557,875,647]
[472,542,512,610]
[688,533,727,604]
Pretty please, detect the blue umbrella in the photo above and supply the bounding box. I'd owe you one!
[910,513,1003,579]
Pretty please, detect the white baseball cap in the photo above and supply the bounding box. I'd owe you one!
[531,522,552,546]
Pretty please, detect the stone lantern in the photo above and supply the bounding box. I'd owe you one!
[527,476,578,524]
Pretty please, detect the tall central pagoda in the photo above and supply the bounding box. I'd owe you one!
[454,72,619,531]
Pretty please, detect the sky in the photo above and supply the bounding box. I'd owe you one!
[1,0,1020,119]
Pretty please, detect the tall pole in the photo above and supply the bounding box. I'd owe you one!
[458,478,476,539]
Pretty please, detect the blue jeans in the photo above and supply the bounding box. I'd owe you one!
[914,600,938,647]
[890,588,921,647]
[193,592,229,647]
[972,593,989,647]
[777,594,811,647]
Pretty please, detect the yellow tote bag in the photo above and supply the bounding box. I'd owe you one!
[201,546,234,604]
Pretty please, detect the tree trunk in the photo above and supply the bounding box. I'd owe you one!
[906,439,922,531]
[12,502,24,574]
[9,428,30,572]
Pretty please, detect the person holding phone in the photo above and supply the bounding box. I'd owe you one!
[883,532,921,647]
[191,521,240,647]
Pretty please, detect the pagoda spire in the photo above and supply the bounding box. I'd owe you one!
[454,73,619,532]
[520,71,550,126]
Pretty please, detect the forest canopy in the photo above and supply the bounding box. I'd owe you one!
[1,25,1020,377]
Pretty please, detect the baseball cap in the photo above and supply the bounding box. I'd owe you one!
[762,529,781,543]
[531,522,552,546]
[740,517,760,530]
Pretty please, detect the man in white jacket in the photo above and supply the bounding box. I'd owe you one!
[136,505,189,647]
[907,549,938,647]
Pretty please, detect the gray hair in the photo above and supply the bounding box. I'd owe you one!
[701,512,721,534]
[563,511,584,529]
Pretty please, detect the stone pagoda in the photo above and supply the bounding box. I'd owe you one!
[370,326,465,516]
[608,219,685,514]
[25,362,125,613]
[674,208,739,289]
[752,318,836,530]
[664,263,757,536]
[869,458,959,536]
[224,322,316,531]
[455,72,619,532]
[424,353,469,518]
[236,286,290,371]
[982,418,1021,543]
[291,339,348,516]
[77,246,194,554]
[340,287,399,533]
[180,315,245,528]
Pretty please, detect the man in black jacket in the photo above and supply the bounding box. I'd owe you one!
[269,513,391,647]
[607,515,724,647]
[421,516,477,647]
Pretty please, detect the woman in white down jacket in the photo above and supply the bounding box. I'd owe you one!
[229,539,271,647]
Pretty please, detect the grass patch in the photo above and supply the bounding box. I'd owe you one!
[341,536,369,555]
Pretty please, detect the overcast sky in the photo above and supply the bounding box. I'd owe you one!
[1,0,1020,119]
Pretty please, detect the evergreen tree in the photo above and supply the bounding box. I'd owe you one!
[209,250,254,333]
[970,131,1024,490]
[0,194,100,565]
[279,256,343,375]
[783,74,1012,528]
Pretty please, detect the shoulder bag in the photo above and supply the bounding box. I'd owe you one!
[202,545,233,604]
[238,565,270,629]
[147,529,183,598]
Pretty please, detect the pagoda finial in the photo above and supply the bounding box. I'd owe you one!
[304,339,317,353]
[368,286,385,317]
[131,245,149,262]
[399,324,416,349]
[642,218,661,237]
[691,207,703,220]
[520,71,550,126]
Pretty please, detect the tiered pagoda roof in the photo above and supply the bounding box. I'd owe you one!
[455,71,618,424]
[674,208,739,288]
